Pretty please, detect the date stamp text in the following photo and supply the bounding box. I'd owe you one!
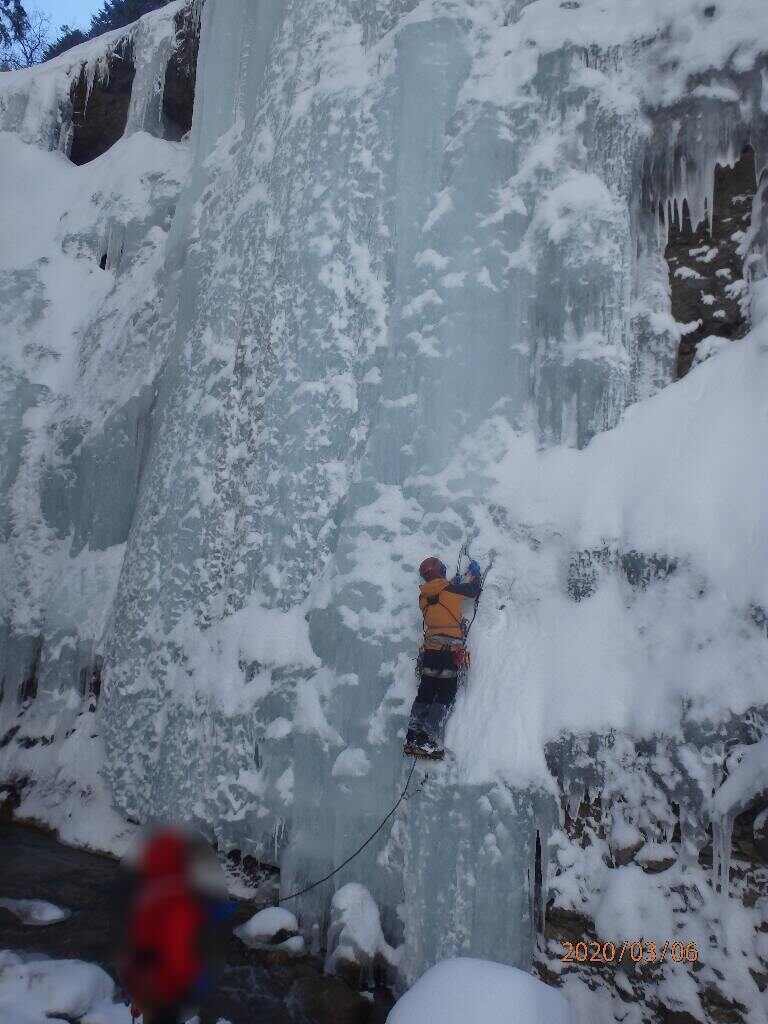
[561,940,700,965]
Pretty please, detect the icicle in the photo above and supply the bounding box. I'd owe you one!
[156,66,168,136]
[711,810,734,898]
[100,48,111,90]
[191,0,204,33]
[84,60,97,113]
[104,222,126,273]
[539,822,551,935]
[273,817,285,863]
[567,787,582,822]
[528,829,537,937]
[58,120,74,158]
[720,811,734,899]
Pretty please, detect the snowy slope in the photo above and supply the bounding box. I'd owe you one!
[1,0,768,1020]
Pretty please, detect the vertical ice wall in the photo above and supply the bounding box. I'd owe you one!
[97,0,768,982]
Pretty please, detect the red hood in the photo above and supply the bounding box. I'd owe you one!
[139,830,189,880]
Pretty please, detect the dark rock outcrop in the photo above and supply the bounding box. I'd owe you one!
[667,147,756,378]
[286,974,374,1024]
[163,3,200,140]
[69,45,136,165]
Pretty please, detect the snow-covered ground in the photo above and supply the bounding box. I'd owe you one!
[0,951,127,1024]
[386,957,573,1024]
[0,949,234,1024]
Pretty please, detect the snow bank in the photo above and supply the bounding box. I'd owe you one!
[0,899,69,926]
[0,955,115,1019]
[386,958,573,1024]
[235,906,298,946]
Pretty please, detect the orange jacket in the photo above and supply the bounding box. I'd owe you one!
[419,576,480,643]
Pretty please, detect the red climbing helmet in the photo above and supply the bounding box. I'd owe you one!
[419,556,447,582]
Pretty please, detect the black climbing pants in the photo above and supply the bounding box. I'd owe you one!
[406,648,459,746]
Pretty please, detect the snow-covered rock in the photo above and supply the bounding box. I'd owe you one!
[325,884,397,987]
[235,906,301,949]
[608,814,644,867]
[386,958,573,1024]
[0,899,70,926]
[0,954,115,1019]
[715,737,768,819]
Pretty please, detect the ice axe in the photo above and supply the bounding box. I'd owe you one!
[464,547,497,639]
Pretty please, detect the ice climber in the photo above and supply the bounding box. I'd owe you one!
[403,555,484,759]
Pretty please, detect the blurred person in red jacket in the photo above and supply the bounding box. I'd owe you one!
[120,826,230,1024]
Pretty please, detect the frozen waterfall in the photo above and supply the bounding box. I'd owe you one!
[2,0,768,1008]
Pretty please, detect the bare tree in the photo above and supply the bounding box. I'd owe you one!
[1,6,49,69]
[0,0,27,47]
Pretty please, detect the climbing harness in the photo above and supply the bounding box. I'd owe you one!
[277,757,418,904]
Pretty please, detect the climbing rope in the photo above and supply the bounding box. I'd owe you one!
[277,757,418,904]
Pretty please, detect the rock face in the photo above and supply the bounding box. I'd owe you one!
[286,974,374,1024]
[666,147,756,378]
[755,807,768,863]
[69,44,136,165]
[538,729,768,1024]
[162,2,199,140]
[66,6,201,164]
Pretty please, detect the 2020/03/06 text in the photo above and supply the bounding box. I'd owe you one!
[561,940,700,965]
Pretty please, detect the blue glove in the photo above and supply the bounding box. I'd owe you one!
[451,573,463,585]
[467,560,481,577]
